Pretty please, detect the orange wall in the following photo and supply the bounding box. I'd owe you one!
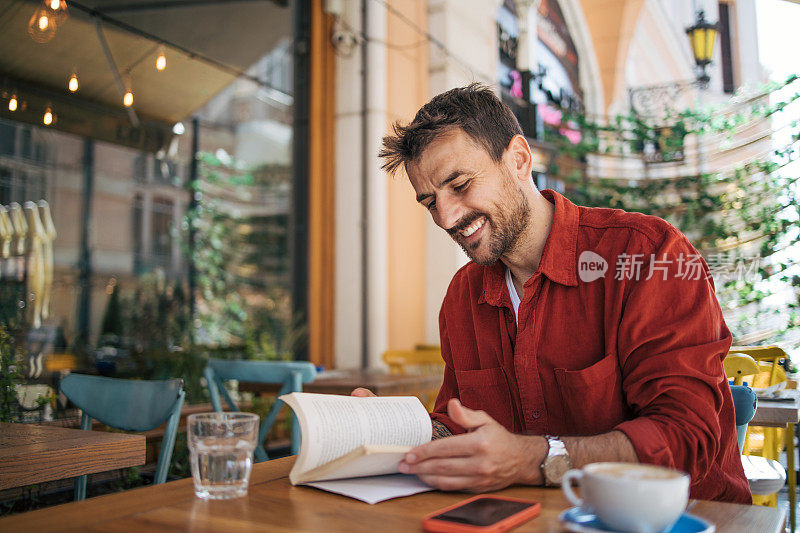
[386,0,429,350]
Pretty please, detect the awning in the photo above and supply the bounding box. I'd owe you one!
[0,0,291,151]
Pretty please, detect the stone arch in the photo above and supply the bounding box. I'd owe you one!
[555,0,606,116]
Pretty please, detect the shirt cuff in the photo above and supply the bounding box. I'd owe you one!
[430,412,466,435]
[614,417,674,468]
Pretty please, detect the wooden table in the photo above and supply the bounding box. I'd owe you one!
[752,389,800,427]
[242,368,444,397]
[0,422,145,490]
[0,456,785,532]
[309,369,443,396]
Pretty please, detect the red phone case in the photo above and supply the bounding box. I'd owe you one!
[421,494,542,533]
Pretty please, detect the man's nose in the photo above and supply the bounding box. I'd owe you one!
[436,196,463,233]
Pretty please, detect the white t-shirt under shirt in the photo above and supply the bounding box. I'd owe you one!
[505,267,521,325]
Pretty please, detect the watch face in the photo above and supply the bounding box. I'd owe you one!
[545,455,572,484]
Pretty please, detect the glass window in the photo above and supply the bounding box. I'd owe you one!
[0,121,15,156]
[0,1,304,417]
[151,197,173,265]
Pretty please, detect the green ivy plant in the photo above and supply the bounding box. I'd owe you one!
[184,153,306,357]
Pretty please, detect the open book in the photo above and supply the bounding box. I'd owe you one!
[279,392,432,485]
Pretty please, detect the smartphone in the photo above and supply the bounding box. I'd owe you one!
[422,494,541,533]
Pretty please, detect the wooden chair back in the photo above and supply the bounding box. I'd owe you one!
[204,359,316,461]
[724,354,760,386]
[382,348,444,376]
[728,346,789,388]
[60,374,185,500]
[730,385,757,451]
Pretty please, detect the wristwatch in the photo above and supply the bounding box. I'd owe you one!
[542,435,572,486]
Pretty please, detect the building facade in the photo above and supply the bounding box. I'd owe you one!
[322,0,768,369]
[0,0,771,372]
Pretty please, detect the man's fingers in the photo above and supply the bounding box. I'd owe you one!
[405,432,481,463]
[447,398,494,430]
[350,387,376,397]
[399,456,482,476]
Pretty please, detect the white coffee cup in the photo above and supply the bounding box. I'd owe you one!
[561,462,690,533]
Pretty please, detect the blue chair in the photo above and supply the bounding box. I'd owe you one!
[731,385,757,451]
[60,374,185,501]
[204,358,316,462]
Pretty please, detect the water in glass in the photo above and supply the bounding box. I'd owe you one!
[188,412,259,500]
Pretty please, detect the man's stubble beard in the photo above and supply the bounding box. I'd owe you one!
[452,179,532,266]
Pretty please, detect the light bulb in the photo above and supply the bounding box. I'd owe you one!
[28,6,57,43]
[68,73,79,92]
[43,107,53,126]
[123,89,133,107]
[156,50,166,71]
[46,0,68,25]
[8,96,18,112]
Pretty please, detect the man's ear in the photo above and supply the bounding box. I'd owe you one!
[505,134,533,182]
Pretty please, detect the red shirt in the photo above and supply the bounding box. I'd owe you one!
[431,189,750,503]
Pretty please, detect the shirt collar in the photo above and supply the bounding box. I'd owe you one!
[480,189,580,306]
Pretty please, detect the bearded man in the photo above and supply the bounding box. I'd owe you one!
[353,83,750,503]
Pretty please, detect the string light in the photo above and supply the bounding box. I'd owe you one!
[156,47,166,71]
[68,71,79,92]
[43,106,54,126]
[123,88,134,107]
[28,5,57,43]
[46,0,68,25]
[8,95,18,112]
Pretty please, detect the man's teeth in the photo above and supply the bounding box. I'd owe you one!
[460,217,485,237]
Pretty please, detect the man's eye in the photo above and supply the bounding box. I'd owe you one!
[453,180,470,192]
[426,200,436,211]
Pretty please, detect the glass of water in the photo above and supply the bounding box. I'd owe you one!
[187,412,260,500]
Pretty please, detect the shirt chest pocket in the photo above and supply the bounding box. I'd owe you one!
[455,367,515,431]
[553,353,628,434]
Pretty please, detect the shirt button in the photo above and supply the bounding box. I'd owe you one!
[532,409,542,419]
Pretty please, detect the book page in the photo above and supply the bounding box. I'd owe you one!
[305,473,434,504]
[281,393,432,474]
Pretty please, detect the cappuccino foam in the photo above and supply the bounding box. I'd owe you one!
[591,463,682,480]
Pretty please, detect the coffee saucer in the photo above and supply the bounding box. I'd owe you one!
[558,507,715,533]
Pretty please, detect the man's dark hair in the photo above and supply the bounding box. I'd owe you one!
[379,83,524,175]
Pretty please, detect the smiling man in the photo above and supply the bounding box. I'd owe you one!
[355,83,750,503]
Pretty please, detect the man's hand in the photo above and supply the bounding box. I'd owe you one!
[350,387,376,397]
[398,398,547,492]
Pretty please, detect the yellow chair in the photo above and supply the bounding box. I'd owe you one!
[724,354,760,386]
[729,346,789,389]
[382,348,444,411]
[726,347,794,516]
[414,344,441,352]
